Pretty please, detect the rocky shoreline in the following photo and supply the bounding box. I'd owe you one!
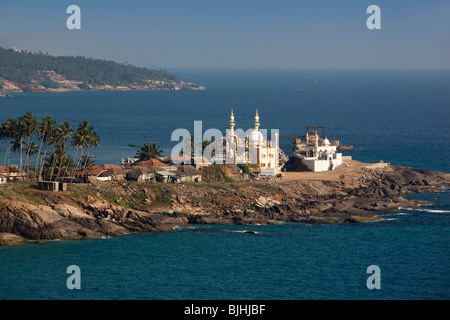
[0,77,205,94]
[0,163,449,246]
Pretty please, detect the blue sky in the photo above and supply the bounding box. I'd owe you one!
[0,0,449,68]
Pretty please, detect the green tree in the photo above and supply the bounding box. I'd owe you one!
[68,121,100,182]
[81,130,100,178]
[0,118,17,178]
[36,116,56,180]
[137,142,163,161]
[22,112,38,175]
[66,120,91,180]
[237,163,250,174]
[49,121,72,180]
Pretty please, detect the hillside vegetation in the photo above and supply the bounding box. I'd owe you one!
[0,46,185,91]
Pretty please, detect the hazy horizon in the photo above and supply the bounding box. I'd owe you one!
[1,0,449,69]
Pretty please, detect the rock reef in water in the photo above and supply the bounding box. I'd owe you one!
[0,233,27,246]
[0,163,449,245]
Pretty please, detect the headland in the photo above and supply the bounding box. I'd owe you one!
[0,46,205,93]
[1,160,449,246]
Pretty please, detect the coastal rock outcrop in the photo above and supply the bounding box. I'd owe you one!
[117,210,188,232]
[0,163,449,245]
[0,202,128,241]
[0,233,27,246]
[0,78,24,93]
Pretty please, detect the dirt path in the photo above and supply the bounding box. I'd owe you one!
[280,160,389,182]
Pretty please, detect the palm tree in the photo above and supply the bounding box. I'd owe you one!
[136,142,163,161]
[45,143,70,179]
[49,121,72,180]
[0,118,15,164]
[80,155,95,170]
[0,123,5,166]
[22,112,38,175]
[15,115,26,171]
[66,120,92,180]
[36,116,56,181]
[11,138,24,158]
[186,134,213,160]
[25,142,38,165]
[0,118,17,178]
[81,130,100,179]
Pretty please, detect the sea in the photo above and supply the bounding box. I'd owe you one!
[0,68,449,300]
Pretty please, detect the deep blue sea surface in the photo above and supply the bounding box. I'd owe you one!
[0,69,449,299]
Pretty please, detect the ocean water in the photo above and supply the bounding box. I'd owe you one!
[0,69,449,300]
[1,68,449,172]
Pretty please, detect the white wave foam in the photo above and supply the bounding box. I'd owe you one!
[398,207,450,213]
[233,230,259,234]
[173,226,196,230]
[269,219,285,224]
[421,209,450,213]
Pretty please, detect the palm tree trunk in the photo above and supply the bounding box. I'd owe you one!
[0,140,5,166]
[70,148,84,183]
[49,138,63,181]
[82,146,94,181]
[50,152,59,180]
[34,132,45,180]
[19,137,23,171]
[2,141,8,168]
[38,142,48,181]
[7,146,10,180]
[61,146,78,180]
[49,145,60,181]
[3,142,10,179]
[25,136,32,177]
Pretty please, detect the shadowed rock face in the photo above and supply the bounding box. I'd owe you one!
[0,233,27,246]
[0,165,449,245]
[0,202,128,241]
[0,202,188,243]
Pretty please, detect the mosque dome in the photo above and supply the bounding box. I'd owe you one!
[249,129,263,143]
[323,138,331,146]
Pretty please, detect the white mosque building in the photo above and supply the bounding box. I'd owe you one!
[225,110,280,176]
[293,130,343,172]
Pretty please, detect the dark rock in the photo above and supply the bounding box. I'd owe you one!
[0,233,27,246]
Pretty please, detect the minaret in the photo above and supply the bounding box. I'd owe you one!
[254,109,261,168]
[227,109,237,165]
[254,109,260,131]
[229,109,235,136]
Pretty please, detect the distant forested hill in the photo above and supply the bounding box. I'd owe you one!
[0,46,179,88]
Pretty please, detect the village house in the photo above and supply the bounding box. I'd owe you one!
[72,164,121,183]
[137,158,168,168]
[96,167,130,182]
[125,166,155,183]
[162,155,210,169]
[0,166,26,181]
[174,165,202,183]
[39,155,206,185]
[155,169,178,183]
[37,181,68,192]
[161,155,192,165]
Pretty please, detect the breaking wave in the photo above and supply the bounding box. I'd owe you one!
[399,207,450,213]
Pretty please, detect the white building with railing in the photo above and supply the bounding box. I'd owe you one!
[293,133,343,172]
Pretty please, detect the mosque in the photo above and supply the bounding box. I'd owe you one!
[225,110,280,176]
[292,130,343,172]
